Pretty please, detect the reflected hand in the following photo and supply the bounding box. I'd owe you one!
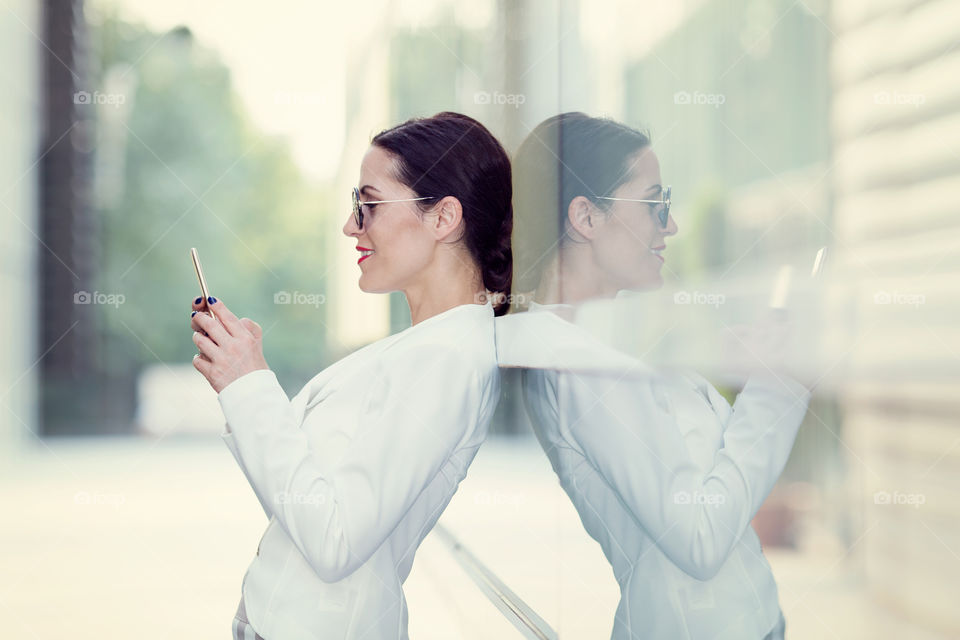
[723,311,793,380]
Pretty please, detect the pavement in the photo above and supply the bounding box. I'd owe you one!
[0,435,948,639]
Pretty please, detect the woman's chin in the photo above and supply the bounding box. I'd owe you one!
[357,275,375,293]
[624,271,663,292]
[357,276,391,294]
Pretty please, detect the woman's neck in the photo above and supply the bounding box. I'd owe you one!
[535,246,618,306]
[404,256,485,325]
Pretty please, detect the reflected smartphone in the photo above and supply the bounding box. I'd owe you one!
[811,246,828,278]
[769,246,828,310]
[189,247,216,321]
[769,265,794,310]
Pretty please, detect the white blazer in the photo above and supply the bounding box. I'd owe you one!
[217,301,499,640]
[517,305,810,639]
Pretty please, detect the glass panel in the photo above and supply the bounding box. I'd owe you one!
[4,0,957,638]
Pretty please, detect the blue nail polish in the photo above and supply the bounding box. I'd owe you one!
[194,297,202,304]
[207,296,217,304]
[191,311,197,317]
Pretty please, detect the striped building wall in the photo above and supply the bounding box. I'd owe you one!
[832,0,960,634]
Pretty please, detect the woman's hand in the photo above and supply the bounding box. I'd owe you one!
[722,310,814,389]
[190,296,270,393]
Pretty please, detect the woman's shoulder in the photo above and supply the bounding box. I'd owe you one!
[379,303,497,376]
[388,303,494,351]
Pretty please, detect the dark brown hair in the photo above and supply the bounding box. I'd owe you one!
[512,112,651,293]
[372,112,513,316]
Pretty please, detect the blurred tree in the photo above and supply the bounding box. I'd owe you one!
[69,8,334,433]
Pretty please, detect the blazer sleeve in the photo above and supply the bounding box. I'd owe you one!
[217,342,482,582]
[562,370,810,580]
[220,430,274,521]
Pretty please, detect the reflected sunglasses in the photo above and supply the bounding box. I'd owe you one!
[597,185,672,228]
[351,186,437,230]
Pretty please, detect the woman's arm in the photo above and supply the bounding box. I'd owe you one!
[561,370,809,580]
[217,342,485,582]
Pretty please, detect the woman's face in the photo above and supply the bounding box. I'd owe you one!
[590,147,678,291]
[342,145,438,293]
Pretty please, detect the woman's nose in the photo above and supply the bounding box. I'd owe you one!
[343,212,360,237]
[664,213,678,236]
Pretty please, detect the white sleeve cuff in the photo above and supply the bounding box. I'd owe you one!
[218,369,281,403]
[218,369,284,434]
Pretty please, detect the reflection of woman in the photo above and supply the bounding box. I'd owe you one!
[512,113,810,639]
[189,112,513,639]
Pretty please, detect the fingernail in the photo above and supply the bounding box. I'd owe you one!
[194,297,202,304]
[191,311,197,317]
[207,296,217,304]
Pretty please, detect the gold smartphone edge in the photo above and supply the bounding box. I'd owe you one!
[190,247,216,321]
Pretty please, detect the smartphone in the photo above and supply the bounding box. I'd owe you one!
[190,247,216,321]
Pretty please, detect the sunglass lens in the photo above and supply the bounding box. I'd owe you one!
[660,188,671,227]
[352,188,362,228]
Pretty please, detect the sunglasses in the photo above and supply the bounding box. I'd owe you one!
[351,187,437,230]
[597,185,672,228]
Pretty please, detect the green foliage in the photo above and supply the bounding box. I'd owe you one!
[86,8,332,389]
[666,180,729,280]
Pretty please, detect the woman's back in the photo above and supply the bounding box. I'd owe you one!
[522,363,787,639]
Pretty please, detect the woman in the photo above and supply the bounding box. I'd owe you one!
[509,113,810,639]
[189,112,513,639]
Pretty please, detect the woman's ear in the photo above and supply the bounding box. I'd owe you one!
[431,196,464,241]
[567,195,600,241]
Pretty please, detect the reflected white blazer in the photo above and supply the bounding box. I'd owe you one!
[217,301,499,640]
[520,306,810,640]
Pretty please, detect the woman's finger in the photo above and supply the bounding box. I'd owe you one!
[193,330,220,359]
[192,310,230,346]
[240,317,262,338]
[192,352,212,376]
[205,298,245,337]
